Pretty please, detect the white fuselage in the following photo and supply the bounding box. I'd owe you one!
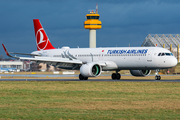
[32,47,177,70]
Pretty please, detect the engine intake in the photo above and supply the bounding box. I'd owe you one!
[80,63,101,77]
[130,70,151,77]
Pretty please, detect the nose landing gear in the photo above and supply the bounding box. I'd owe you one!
[155,69,161,80]
[155,75,161,80]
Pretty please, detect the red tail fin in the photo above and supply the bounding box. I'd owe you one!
[33,19,55,51]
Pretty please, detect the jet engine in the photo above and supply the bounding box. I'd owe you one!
[130,70,151,77]
[80,63,101,77]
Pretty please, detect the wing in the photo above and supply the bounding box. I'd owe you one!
[9,52,41,56]
[2,44,82,69]
[2,44,40,57]
[19,56,82,64]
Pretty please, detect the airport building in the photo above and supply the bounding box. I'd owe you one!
[0,60,56,72]
[0,61,23,71]
[142,34,180,62]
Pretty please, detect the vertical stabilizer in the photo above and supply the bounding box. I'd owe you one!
[33,19,55,51]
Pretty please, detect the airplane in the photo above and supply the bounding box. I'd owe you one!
[2,19,178,80]
[0,65,16,72]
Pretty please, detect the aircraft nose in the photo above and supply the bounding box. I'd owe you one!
[171,57,178,67]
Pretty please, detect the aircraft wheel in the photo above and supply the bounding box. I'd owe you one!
[155,75,161,80]
[111,73,117,80]
[79,74,84,80]
[111,73,121,80]
[155,76,158,80]
[79,74,88,80]
[116,73,121,80]
[158,76,161,80]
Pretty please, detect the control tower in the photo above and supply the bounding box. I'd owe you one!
[84,4,102,48]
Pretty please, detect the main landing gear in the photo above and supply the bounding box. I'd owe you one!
[111,71,121,80]
[79,74,88,80]
[155,69,161,80]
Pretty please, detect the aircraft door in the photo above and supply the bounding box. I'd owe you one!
[147,49,154,62]
[90,53,94,62]
[99,50,104,61]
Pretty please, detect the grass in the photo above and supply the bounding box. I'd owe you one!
[0,81,180,119]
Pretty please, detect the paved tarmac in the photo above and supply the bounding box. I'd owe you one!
[0,79,180,82]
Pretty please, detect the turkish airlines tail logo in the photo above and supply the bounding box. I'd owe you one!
[33,19,55,51]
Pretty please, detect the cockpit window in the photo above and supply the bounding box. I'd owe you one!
[165,53,171,56]
[158,53,161,56]
[158,52,173,56]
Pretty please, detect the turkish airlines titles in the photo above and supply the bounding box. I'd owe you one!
[107,49,148,54]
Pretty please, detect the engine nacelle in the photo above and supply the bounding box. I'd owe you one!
[80,63,101,77]
[130,70,151,77]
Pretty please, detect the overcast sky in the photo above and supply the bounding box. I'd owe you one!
[1,0,180,57]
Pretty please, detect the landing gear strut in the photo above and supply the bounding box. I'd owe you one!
[79,74,88,80]
[155,69,161,80]
[111,71,121,80]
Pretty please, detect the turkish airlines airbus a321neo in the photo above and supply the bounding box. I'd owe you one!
[2,19,178,80]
